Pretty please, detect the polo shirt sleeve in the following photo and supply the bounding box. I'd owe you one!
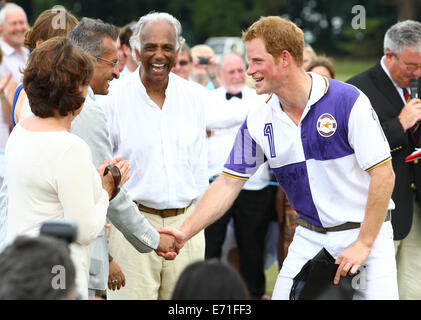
[222,118,266,180]
[348,92,392,172]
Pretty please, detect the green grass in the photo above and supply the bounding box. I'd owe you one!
[265,263,279,297]
[333,58,377,82]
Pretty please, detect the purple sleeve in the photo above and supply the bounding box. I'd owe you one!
[223,119,265,180]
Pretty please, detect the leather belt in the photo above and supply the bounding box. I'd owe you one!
[296,210,391,234]
[135,201,191,218]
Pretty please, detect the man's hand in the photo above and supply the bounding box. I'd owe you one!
[108,259,126,290]
[398,98,421,130]
[334,240,371,285]
[155,227,186,260]
[154,232,177,260]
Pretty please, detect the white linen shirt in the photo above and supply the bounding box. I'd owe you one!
[0,39,29,83]
[102,69,208,210]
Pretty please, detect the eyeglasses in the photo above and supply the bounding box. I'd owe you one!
[177,60,189,66]
[96,56,119,69]
[394,54,421,71]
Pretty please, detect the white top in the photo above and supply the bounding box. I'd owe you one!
[380,56,408,103]
[206,85,271,190]
[223,73,394,227]
[102,69,209,209]
[0,39,29,83]
[5,123,109,297]
[0,39,29,185]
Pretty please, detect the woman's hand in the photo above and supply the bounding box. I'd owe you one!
[98,157,130,200]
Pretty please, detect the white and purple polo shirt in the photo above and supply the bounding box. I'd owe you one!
[223,73,394,228]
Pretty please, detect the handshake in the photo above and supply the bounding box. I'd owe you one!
[154,227,187,260]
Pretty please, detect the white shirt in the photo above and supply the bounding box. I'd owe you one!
[102,68,208,209]
[380,56,408,104]
[206,85,271,190]
[223,73,393,227]
[0,38,29,83]
[5,123,109,297]
[0,39,29,186]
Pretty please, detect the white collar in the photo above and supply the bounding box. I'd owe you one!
[0,38,28,57]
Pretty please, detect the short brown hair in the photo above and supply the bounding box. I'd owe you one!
[23,36,94,118]
[242,16,304,66]
[119,22,136,47]
[307,56,335,79]
[24,7,78,51]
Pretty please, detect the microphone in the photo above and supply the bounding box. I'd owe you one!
[410,78,419,99]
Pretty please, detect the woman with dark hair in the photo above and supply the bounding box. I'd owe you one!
[306,56,336,79]
[4,36,129,299]
[12,6,78,125]
[172,259,250,300]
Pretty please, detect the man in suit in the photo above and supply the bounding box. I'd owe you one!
[347,20,421,299]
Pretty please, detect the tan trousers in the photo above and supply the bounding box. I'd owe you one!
[107,203,205,300]
[395,198,421,300]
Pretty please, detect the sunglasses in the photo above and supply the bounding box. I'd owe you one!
[104,164,121,200]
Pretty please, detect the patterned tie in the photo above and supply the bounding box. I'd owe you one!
[403,88,410,103]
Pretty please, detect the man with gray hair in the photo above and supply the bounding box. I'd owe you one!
[0,3,29,189]
[67,17,176,298]
[102,12,208,300]
[0,3,29,83]
[348,20,421,299]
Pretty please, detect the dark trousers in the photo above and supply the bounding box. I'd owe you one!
[204,186,273,298]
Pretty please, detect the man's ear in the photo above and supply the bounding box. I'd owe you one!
[281,50,292,67]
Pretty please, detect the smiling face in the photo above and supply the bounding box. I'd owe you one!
[90,36,120,95]
[245,38,281,95]
[0,9,28,49]
[220,54,246,94]
[137,19,177,86]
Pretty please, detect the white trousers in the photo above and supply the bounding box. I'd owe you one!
[395,198,421,299]
[272,221,398,300]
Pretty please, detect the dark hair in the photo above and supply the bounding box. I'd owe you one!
[119,21,136,48]
[0,235,75,300]
[24,7,78,51]
[172,260,250,300]
[307,55,335,79]
[68,17,119,56]
[23,36,94,118]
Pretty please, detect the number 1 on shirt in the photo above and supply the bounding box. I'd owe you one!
[264,123,276,158]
